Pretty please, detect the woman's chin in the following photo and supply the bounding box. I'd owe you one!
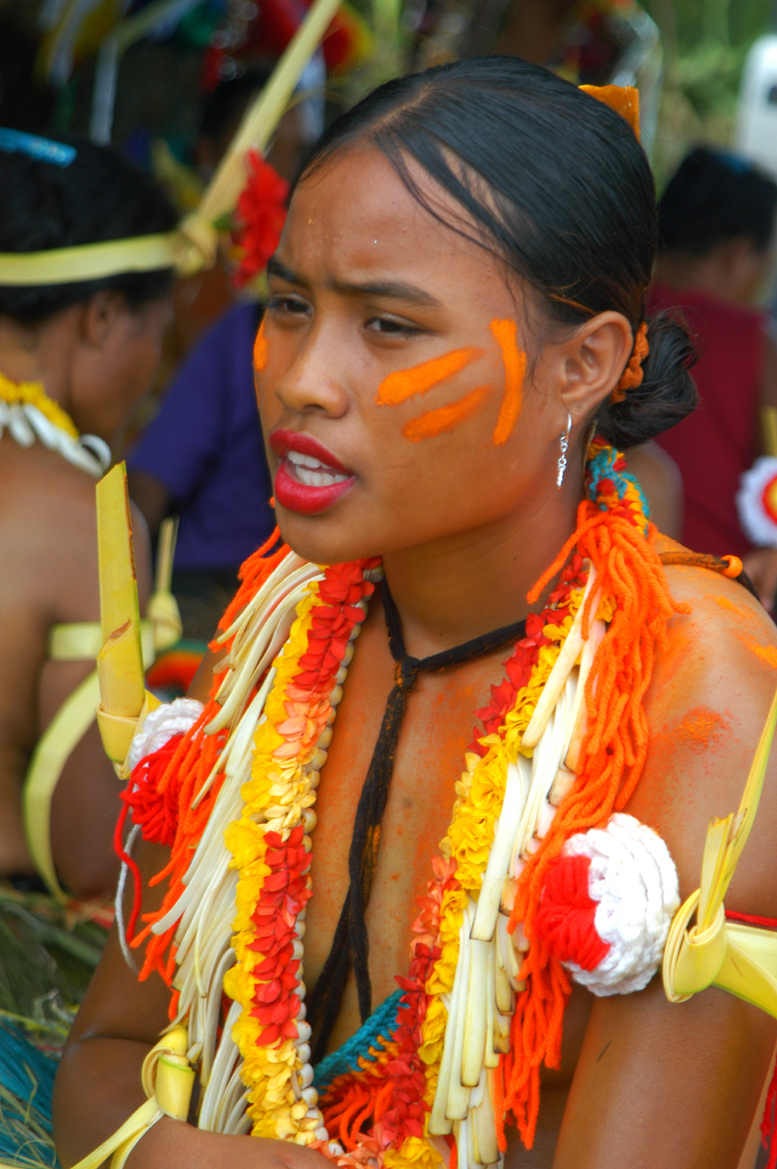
[275,510,379,567]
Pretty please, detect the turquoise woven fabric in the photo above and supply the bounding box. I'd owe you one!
[313,988,403,1093]
[0,1020,59,1167]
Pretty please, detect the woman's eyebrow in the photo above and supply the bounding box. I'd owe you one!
[327,277,442,307]
[266,256,441,307]
[267,256,304,285]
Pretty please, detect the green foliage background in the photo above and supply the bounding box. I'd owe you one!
[640,0,777,187]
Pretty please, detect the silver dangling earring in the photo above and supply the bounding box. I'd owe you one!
[556,412,572,489]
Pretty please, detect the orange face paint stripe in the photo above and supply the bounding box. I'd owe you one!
[376,347,482,406]
[253,320,268,372]
[402,386,488,442]
[490,318,526,446]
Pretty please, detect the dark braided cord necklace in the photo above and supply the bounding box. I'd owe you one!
[307,579,527,1062]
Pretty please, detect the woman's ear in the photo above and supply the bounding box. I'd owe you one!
[80,289,125,349]
[558,311,634,417]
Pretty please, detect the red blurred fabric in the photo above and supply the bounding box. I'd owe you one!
[648,282,766,557]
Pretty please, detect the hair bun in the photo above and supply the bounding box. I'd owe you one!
[596,313,697,448]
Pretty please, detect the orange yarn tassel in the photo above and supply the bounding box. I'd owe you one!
[215,526,290,638]
[500,498,680,1147]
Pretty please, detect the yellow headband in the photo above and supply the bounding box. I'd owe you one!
[0,232,181,286]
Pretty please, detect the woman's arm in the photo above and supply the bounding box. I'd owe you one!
[54,832,330,1169]
[556,981,772,1168]
[550,566,777,1168]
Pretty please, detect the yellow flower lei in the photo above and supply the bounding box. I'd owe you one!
[0,367,110,475]
[419,603,582,1114]
[224,584,328,1143]
[0,369,79,437]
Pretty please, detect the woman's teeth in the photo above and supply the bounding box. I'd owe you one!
[286,449,349,486]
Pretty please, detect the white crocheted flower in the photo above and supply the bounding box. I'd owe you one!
[536,812,680,996]
[737,456,777,546]
[126,698,204,774]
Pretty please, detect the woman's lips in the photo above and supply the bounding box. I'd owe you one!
[270,429,355,515]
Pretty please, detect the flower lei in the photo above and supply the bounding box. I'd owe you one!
[0,369,110,475]
[124,438,678,1168]
[220,546,589,1167]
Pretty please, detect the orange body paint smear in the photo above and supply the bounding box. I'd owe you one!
[402,387,487,442]
[744,638,777,668]
[489,318,526,446]
[713,594,748,617]
[376,347,481,405]
[253,320,268,371]
[674,705,730,755]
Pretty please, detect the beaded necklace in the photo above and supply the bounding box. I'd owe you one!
[0,370,110,476]
[124,439,674,1169]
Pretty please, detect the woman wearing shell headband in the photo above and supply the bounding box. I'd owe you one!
[0,131,177,899]
[55,58,777,1169]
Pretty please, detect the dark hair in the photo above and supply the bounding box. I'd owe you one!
[658,145,777,257]
[0,134,177,325]
[298,56,696,448]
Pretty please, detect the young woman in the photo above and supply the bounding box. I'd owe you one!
[54,59,777,1168]
[0,131,176,897]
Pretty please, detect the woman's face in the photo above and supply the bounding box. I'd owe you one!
[256,146,566,566]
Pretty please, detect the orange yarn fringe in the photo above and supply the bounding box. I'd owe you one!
[501,500,681,1148]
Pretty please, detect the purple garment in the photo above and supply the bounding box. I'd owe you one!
[128,301,274,571]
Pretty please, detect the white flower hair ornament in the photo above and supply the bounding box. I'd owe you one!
[737,456,777,546]
[534,812,680,995]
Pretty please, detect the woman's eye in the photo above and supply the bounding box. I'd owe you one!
[267,294,310,319]
[365,316,420,337]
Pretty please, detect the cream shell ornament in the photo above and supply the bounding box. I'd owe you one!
[737,456,777,546]
[126,698,204,775]
[536,812,680,995]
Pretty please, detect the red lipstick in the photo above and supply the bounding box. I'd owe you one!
[269,430,349,472]
[269,429,355,515]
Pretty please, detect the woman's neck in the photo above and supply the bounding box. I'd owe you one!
[0,313,74,406]
[380,460,585,658]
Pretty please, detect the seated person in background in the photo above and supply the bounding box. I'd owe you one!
[625,439,683,538]
[648,146,777,607]
[0,129,175,897]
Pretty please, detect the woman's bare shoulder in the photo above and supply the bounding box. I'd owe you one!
[0,444,98,554]
[628,537,777,913]
[654,530,775,649]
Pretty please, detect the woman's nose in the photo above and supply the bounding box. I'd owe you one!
[272,326,350,418]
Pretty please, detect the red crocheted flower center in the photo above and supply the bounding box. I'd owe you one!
[535,853,609,971]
